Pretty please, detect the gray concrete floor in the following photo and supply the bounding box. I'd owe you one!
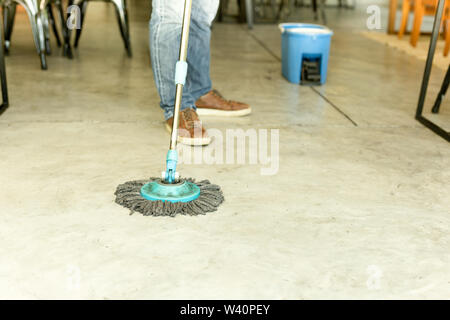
[0,1,449,299]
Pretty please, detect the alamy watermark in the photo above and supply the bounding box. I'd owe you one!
[366,5,382,30]
[178,128,280,176]
[366,265,383,290]
[67,5,82,30]
[66,264,81,291]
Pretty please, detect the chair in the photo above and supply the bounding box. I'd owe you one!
[399,0,450,56]
[1,0,51,69]
[69,0,131,57]
[243,0,326,24]
[217,0,256,29]
[337,0,355,8]
[41,0,73,58]
[411,0,450,56]
[293,0,326,23]
[398,0,415,39]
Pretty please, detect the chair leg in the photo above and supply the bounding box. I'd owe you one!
[277,0,285,20]
[47,4,61,47]
[312,0,318,20]
[22,0,47,69]
[111,0,131,57]
[55,0,73,58]
[320,0,326,24]
[0,13,9,114]
[398,0,411,39]
[41,6,51,55]
[74,0,88,48]
[270,0,277,21]
[217,0,223,22]
[410,2,424,47]
[431,65,450,113]
[2,2,17,54]
[444,19,450,56]
[245,0,253,29]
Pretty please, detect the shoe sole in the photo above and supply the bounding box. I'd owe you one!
[196,107,252,117]
[165,123,211,146]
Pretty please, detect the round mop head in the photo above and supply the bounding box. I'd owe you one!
[114,178,224,217]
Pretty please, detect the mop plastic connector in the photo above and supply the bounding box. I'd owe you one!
[140,179,201,203]
[164,149,178,183]
[139,147,201,204]
[140,151,201,204]
[174,61,188,85]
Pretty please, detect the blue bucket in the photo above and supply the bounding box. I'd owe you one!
[279,23,333,85]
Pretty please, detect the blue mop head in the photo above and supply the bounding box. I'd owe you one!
[115,146,224,216]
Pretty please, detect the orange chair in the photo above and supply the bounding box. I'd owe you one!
[409,0,450,56]
[398,0,415,39]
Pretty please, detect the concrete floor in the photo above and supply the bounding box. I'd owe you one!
[0,1,449,299]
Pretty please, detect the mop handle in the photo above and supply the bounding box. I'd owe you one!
[169,0,193,150]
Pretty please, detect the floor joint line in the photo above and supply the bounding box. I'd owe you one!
[246,28,358,127]
[310,87,358,127]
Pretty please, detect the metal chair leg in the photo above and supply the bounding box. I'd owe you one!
[22,0,48,69]
[70,0,131,56]
[2,2,17,54]
[2,0,48,69]
[111,0,131,57]
[47,4,61,47]
[415,0,449,141]
[41,5,51,54]
[55,0,73,58]
[312,0,318,20]
[312,0,326,23]
[245,0,253,29]
[270,0,277,20]
[74,0,87,48]
[432,65,450,114]
[320,0,326,24]
[0,11,8,116]
[217,0,224,22]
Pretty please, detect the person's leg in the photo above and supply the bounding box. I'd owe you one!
[184,0,219,102]
[150,0,198,120]
[150,0,249,124]
[187,0,251,117]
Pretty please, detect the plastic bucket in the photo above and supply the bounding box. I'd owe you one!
[279,23,333,85]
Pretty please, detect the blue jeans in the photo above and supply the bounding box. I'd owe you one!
[150,0,219,120]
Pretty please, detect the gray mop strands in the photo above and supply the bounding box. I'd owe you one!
[114,178,224,217]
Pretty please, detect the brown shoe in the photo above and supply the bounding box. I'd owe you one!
[165,108,211,146]
[195,90,251,117]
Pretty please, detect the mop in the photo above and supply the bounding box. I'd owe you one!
[114,0,224,217]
